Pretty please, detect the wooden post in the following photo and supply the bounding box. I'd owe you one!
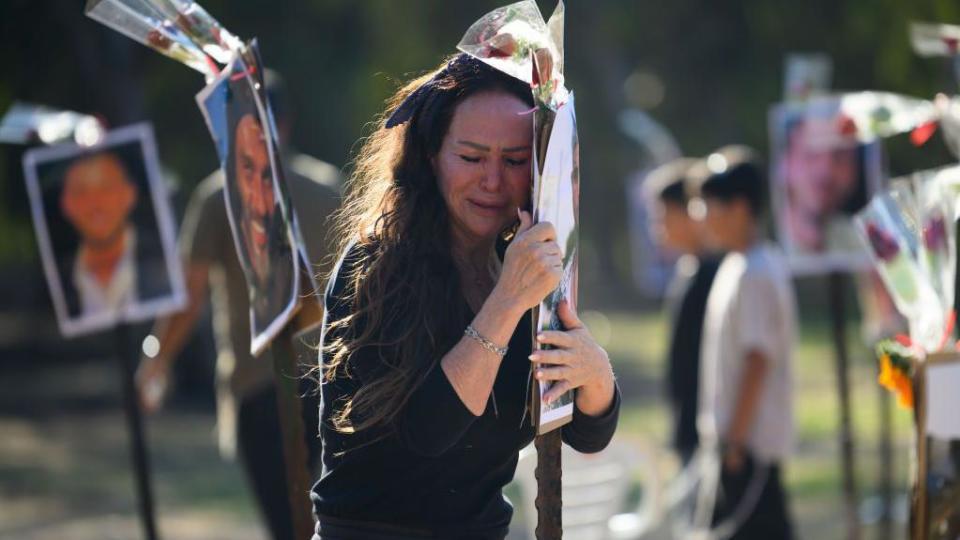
[877,373,893,540]
[535,429,563,539]
[270,325,314,540]
[829,272,861,540]
[115,323,159,540]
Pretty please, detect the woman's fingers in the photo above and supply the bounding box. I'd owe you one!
[542,380,573,404]
[535,365,570,381]
[536,330,577,349]
[516,208,533,235]
[529,348,573,365]
[557,299,584,330]
[522,221,556,243]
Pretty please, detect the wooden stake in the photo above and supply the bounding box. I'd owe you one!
[270,324,314,540]
[535,429,563,539]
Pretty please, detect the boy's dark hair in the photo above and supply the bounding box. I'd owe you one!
[688,145,766,217]
[643,157,698,207]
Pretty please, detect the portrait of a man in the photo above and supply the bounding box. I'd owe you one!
[24,123,186,336]
[218,66,298,356]
[770,102,880,273]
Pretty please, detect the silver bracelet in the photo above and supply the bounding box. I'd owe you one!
[464,325,508,358]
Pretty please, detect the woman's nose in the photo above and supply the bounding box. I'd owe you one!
[481,162,503,191]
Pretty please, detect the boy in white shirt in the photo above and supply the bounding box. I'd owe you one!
[691,146,797,539]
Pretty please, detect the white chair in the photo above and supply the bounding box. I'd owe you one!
[511,437,666,540]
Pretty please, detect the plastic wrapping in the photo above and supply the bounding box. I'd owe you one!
[855,194,946,352]
[835,91,939,142]
[910,22,960,57]
[457,0,568,109]
[85,0,239,78]
[0,102,104,145]
[913,169,958,314]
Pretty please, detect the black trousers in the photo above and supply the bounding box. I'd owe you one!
[237,382,320,540]
[712,453,794,540]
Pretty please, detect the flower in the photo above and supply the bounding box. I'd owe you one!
[876,341,917,409]
[866,221,900,262]
[923,213,948,251]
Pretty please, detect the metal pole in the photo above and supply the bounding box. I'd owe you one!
[829,272,861,540]
[115,323,159,540]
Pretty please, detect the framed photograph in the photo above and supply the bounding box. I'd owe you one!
[915,353,960,539]
[532,96,579,434]
[197,50,301,357]
[23,123,186,337]
[769,99,883,274]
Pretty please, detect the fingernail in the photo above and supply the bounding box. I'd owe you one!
[517,207,522,218]
[528,354,539,362]
[535,370,543,379]
[536,334,544,342]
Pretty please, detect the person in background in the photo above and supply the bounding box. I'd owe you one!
[690,146,797,539]
[135,70,341,540]
[643,157,721,465]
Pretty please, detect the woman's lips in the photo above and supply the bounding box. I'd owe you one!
[468,199,505,215]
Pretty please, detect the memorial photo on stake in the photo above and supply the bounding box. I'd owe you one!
[533,97,579,430]
[770,99,882,274]
[23,123,186,337]
[197,53,300,357]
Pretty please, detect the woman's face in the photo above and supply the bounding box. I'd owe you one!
[434,90,533,246]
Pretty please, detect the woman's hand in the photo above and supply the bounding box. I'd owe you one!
[492,209,563,314]
[530,299,616,416]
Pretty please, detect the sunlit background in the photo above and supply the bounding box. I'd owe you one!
[3,1,960,539]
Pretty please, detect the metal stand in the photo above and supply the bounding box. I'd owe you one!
[114,323,159,540]
[829,273,861,540]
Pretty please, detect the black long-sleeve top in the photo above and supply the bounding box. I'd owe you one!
[665,255,720,456]
[310,241,620,539]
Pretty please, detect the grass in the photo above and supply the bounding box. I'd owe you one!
[583,308,915,539]
[0,307,918,539]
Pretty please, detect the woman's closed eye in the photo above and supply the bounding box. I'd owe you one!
[459,154,482,164]
[505,156,529,167]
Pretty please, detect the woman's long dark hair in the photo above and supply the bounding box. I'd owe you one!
[323,53,534,435]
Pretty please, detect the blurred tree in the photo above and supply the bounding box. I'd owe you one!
[1,0,960,306]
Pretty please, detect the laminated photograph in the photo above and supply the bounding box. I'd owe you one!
[531,96,579,433]
[196,50,301,357]
[769,98,884,274]
[22,123,187,337]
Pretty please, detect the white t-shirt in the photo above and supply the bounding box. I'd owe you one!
[698,242,797,462]
[73,227,138,318]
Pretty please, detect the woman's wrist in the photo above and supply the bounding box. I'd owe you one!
[469,287,525,349]
[575,367,616,417]
[485,285,527,323]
